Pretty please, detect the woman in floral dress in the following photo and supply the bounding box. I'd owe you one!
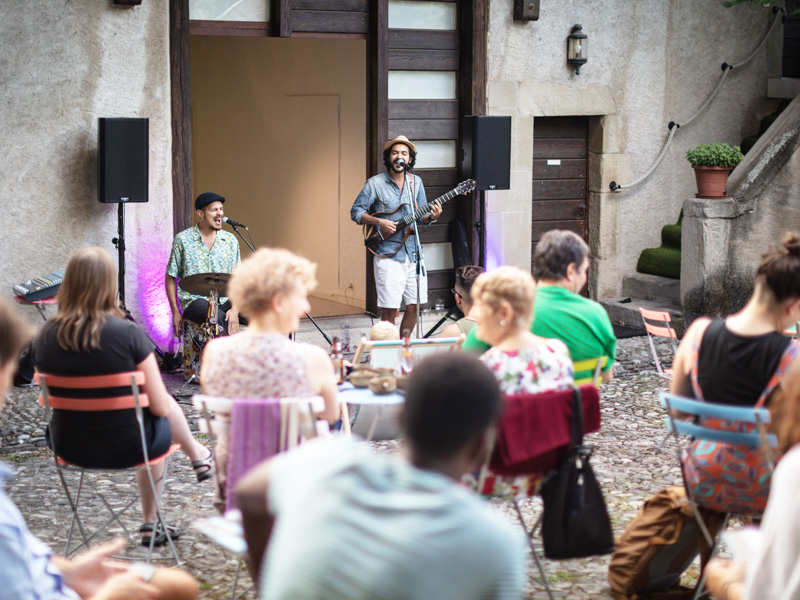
[468,266,574,498]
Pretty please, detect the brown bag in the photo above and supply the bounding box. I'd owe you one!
[608,487,725,600]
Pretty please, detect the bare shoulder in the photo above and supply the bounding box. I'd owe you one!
[440,322,460,338]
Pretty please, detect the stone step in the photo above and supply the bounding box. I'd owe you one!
[621,273,681,304]
[600,296,685,336]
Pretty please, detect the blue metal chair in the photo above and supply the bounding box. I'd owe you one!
[660,392,777,600]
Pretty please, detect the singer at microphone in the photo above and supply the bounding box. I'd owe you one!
[223,216,247,228]
[349,135,442,336]
[165,191,247,337]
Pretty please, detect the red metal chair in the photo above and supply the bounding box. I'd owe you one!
[639,307,679,380]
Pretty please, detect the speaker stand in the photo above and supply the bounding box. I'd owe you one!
[112,201,165,359]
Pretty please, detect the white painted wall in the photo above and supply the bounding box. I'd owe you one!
[0,2,174,349]
[486,0,779,298]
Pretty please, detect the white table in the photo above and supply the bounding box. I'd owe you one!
[338,383,404,441]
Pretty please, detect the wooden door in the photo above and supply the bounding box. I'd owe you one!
[531,117,589,261]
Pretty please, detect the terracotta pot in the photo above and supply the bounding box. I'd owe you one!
[692,165,732,199]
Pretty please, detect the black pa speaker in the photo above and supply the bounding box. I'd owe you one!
[462,116,511,191]
[98,117,149,203]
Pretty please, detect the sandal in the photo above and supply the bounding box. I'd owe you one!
[191,448,214,483]
[140,522,181,547]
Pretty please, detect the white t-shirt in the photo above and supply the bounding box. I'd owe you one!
[261,437,526,600]
[746,444,800,599]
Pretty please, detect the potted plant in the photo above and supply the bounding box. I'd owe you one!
[686,143,744,199]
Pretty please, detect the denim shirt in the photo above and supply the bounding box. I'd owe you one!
[351,171,428,263]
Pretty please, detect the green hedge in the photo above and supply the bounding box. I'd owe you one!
[637,247,681,280]
[661,224,682,250]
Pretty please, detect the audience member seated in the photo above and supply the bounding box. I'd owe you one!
[369,320,400,341]
[465,265,574,497]
[439,265,483,338]
[33,248,213,547]
[0,297,198,600]
[200,248,339,512]
[670,233,800,515]
[462,230,616,382]
[235,352,525,600]
[705,439,800,600]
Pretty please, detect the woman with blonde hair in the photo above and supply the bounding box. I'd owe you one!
[201,248,339,509]
[465,266,574,498]
[472,266,573,395]
[34,247,212,547]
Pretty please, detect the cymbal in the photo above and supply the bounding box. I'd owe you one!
[179,272,231,297]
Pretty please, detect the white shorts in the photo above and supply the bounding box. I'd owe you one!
[374,255,428,310]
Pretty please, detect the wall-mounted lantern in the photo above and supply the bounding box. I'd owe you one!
[567,24,588,75]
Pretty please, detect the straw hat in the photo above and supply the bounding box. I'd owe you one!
[383,135,417,154]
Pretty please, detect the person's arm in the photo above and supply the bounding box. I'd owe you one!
[234,460,276,583]
[600,364,614,383]
[304,345,340,423]
[227,240,241,334]
[351,182,397,240]
[705,558,745,600]
[439,322,462,338]
[669,318,708,398]
[164,275,183,338]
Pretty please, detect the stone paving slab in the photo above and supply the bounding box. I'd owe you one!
[2,335,683,599]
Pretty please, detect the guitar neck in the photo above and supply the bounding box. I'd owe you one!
[399,188,458,227]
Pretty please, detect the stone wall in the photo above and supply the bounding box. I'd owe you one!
[486,0,780,299]
[681,94,800,322]
[0,2,174,349]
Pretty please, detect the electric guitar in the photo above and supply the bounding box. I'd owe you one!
[363,179,476,257]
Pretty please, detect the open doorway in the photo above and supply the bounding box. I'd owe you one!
[189,36,367,317]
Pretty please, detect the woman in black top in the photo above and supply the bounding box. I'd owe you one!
[34,247,213,546]
[671,233,800,438]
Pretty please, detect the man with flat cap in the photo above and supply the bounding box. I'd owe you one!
[351,135,442,336]
[165,192,242,337]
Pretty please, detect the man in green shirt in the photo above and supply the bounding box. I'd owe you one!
[462,230,616,382]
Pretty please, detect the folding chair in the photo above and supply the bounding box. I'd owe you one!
[474,385,603,600]
[192,394,324,599]
[660,392,777,600]
[573,355,608,386]
[639,307,679,380]
[36,371,180,564]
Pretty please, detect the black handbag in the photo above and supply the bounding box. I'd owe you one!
[540,386,614,559]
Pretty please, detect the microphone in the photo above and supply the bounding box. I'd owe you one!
[222,217,247,228]
[396,159,409,171]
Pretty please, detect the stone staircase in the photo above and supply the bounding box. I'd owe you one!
[600,272,684,335]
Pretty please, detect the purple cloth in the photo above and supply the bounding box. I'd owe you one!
[226,399,283,510]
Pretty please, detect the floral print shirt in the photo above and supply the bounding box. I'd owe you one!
[166,225,241,310]
[480,340,574,395]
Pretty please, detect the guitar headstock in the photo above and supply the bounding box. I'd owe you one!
[456,179,477,195]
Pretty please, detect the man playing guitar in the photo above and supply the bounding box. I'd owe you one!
[351,135,442,335]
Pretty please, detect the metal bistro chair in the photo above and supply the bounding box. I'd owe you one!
[192,394,325,600]
[573,356,608,387]
[36,371,181,565]
[661,392,777,600]
[640,307,679,380]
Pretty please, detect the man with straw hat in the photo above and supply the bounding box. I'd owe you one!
[350,135,442,335]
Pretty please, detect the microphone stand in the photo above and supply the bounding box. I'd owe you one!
[229,223,332,346]
[405,167,425,339]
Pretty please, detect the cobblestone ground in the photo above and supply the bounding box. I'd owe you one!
[2,336,682,599]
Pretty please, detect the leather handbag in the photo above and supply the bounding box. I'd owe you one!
[540,386,614,559]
